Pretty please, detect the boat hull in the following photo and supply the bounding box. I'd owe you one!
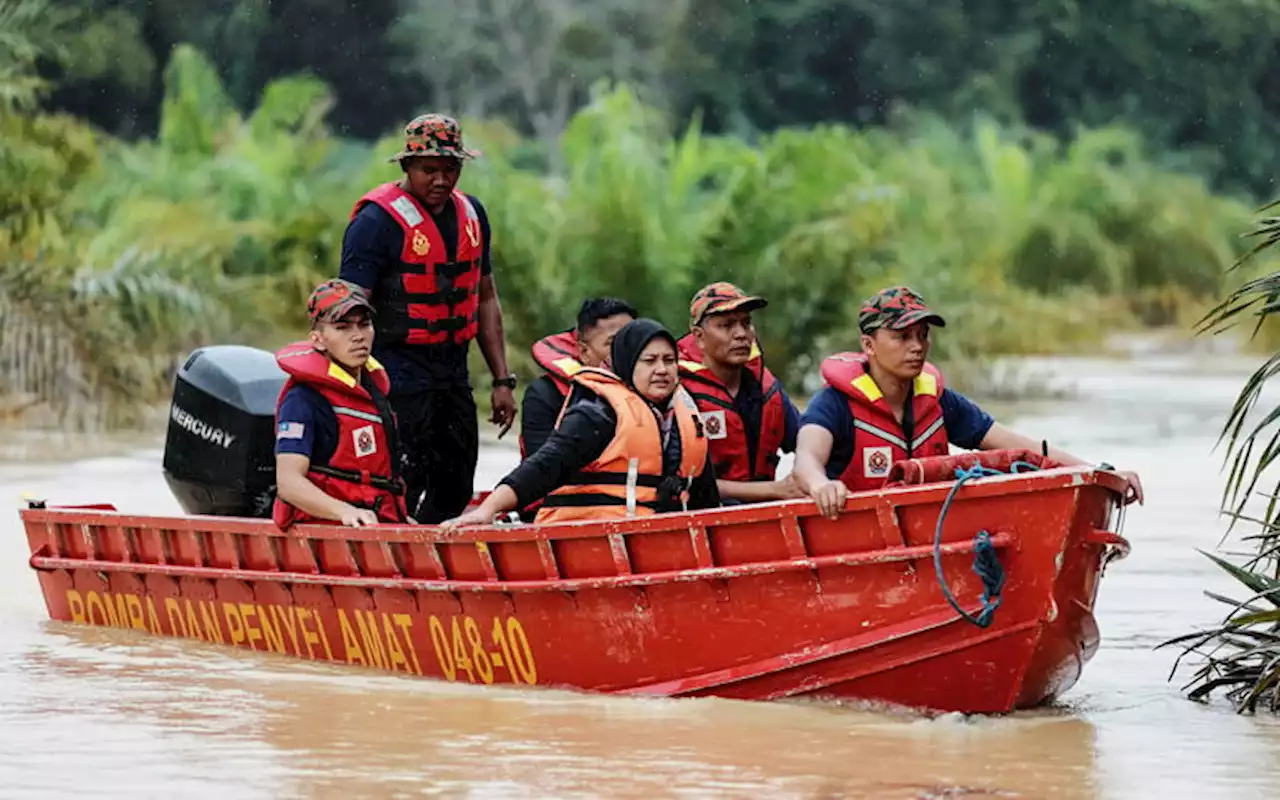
[18,451,1130,714]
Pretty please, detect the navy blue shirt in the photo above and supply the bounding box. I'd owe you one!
[338,192,493,394]
[800,387,995,479]
[275,385,339,464]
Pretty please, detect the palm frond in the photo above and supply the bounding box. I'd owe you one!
[0,0,78,110]
[1168,197,1280,711]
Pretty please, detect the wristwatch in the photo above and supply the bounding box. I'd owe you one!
[493,373,518,390]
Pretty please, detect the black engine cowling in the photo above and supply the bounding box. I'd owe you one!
[162,345,286,518]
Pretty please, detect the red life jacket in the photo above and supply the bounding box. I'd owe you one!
[521,329,582,459]
[350,183,485,346]
[676,334,788,482]
[271,342,408,529]
[819,352,950,493]
[531,330,583,395]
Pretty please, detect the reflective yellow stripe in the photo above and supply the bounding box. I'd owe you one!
[552,356,584,375]
[327,358,384,387]
[851,373,882,402]
[852,370,936,400]
[327,361,357,387]
[914,371,938,396]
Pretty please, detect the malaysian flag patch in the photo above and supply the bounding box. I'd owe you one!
[277,421,305,440]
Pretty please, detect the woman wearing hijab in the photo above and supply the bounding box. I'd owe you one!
[440,318,720,528]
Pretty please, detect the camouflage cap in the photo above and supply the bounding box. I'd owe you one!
[858,286,946,334]
[690,281,768,327]
[387,113,481,163]
[307,279,375,326]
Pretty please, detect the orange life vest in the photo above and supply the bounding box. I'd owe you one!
[271,342,407,529]
[819,352,950,493]
[676,334,788,482]
[350,183,484,346]
[535,368,709,523]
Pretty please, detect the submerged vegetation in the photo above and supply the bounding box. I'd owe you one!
[1,0,1277,429]
[1162,202,1280,713]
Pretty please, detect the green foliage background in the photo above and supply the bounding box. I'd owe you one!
[2,0,1278,428]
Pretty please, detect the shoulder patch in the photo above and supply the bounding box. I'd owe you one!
[700,410,727,440]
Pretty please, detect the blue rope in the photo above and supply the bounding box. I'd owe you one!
[931,461,1040,628]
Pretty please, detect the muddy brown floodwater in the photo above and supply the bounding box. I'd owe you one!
[4,352,1280,799]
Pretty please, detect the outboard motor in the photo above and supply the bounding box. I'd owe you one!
[162,345,287,518]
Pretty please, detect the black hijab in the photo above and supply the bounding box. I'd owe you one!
[610,318,678,396]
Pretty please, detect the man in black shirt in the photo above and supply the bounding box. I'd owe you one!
[338,113,516,523]
[520,297,637,460]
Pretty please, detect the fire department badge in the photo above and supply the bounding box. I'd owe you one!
[411,230,430,256]
[353,425,377,458]
[700,410,727,440]
[863,446,892,478]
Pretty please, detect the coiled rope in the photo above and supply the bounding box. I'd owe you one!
[931,460,1041,628]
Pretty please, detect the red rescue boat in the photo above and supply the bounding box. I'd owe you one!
[14,345,1133,714]
[17,447,1130,714]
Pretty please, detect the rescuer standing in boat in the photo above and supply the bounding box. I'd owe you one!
[440,318,720,528]
[677,282,805,503]
[520,296,637,460]
[338,113,516,524]
[273,279,408,528]
[791,286,1146,519]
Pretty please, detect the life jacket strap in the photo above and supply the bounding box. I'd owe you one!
[310,464,403,495]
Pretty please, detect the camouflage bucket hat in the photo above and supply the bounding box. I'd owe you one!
[308,279,375,326]
[689,281,768,328]
[387,113,481,163]
[858,286,946,334]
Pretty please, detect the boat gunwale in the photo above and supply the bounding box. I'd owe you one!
[26,531,1018,593]
[19,464,1128,546]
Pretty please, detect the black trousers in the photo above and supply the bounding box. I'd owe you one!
[390,388,479,523]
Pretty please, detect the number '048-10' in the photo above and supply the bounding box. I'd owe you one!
[427,615,537,685]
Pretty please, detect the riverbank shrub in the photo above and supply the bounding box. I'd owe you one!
[0,42,1271,429]
[1162,201,1280,713]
